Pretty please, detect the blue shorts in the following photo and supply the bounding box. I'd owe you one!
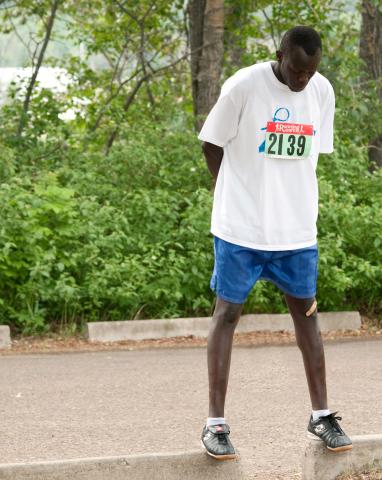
[210,236,318,304]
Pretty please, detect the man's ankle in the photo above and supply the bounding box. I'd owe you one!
[312,409,330,421]
[207,416,226,426]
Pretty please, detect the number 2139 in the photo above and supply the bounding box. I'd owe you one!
[267,133,307,156]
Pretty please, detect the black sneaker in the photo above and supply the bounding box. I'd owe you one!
[201,424,236,460]
[307,412,353,452]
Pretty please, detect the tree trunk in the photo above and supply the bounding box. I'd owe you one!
[188,0,224,130]
[359,0,382,170]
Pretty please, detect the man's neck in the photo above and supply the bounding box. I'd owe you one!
[271,61,286,85]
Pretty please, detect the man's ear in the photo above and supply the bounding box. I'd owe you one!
[276,50,283,62]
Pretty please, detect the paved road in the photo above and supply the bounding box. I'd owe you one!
[1,339,382,479]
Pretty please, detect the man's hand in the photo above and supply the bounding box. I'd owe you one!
[202,142,224,184]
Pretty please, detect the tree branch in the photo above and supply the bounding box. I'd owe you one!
[104,46,203,155]
[17,0,60,138]
[261,9,278,51]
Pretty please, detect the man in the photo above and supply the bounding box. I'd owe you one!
[198,26,352,460]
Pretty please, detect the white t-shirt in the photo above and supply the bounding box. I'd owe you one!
[198,60,335,251]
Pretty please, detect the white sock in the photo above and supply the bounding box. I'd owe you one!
[206,416,226,426]
[312,409,330,422]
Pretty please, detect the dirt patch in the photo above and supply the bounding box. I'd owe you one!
[1,315,381,356]
[337,469,382,479]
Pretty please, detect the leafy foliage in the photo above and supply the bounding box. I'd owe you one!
[0,1,380,334]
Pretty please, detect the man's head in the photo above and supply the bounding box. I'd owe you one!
[276,26,322,92]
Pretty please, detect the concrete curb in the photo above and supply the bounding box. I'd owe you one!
[0,325,11,349]
[86,311,361,342]
[0,449,250,480]
[302,434,382,480]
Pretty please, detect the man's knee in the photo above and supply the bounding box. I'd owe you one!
[285,294,317,317]
[213,296,243,326]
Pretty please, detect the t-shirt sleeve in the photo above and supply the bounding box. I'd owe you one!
[319,85,335,153]
[197,82,243,148]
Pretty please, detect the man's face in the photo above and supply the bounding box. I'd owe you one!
[277,46,321,92]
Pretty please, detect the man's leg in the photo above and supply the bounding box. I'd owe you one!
[201,296,243,460]
[208,296,243,417]
[284,294,327,409]
[284,293,352,452]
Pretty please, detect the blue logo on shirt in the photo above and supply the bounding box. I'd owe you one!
[258,107,290,153]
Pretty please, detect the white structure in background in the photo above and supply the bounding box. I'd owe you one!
[0,66,88,120]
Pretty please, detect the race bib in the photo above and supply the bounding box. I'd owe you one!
[265,122,313,159]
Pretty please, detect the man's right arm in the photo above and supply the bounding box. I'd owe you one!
[202,141,224,183]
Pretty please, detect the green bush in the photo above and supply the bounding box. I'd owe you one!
[0,14,380,334]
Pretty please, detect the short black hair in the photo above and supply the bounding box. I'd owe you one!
[280,26,322,56]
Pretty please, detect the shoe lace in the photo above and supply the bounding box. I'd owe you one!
[217,432,228,444]
[326,412,344,434]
